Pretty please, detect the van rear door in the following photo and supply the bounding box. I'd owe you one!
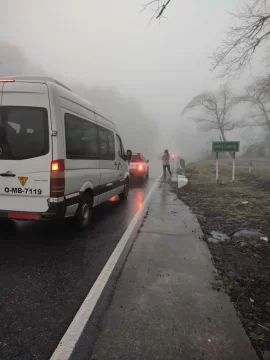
[0,81,52,213]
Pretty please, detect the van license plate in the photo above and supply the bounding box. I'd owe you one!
[4,187,42,195]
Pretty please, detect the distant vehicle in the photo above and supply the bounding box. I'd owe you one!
[0,76,132,229]
[129,153,149,182]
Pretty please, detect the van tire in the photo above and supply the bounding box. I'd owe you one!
[75,193,93,230]
[119,180,129,201]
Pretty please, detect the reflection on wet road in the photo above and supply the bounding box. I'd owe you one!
[0,162,161,360]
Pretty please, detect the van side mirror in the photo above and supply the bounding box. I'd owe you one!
[146,159,149,163]
[125,149,132,161]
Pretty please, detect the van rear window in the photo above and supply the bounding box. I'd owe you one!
[0,107,49,160]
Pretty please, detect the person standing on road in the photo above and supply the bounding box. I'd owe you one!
[162,149,172,180]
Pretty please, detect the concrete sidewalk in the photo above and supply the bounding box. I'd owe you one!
[91,182,257,360]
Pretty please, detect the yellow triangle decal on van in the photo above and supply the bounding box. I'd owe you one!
[18,177,28,187]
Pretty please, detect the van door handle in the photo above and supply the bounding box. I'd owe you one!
[114,162,121,166]
[0,172,16,177]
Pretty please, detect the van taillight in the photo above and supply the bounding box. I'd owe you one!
[50,159,65,198]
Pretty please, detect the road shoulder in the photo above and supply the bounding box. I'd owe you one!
[90,182,257,360]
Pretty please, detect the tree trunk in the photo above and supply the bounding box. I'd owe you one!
[260,103,270,133]
[220,128,233,158]
[220,130,227,142]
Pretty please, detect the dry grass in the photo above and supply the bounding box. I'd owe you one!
[174,160,270,358]
[182,160,270,236]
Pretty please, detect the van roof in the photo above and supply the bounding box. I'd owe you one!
[0,75,71,92]
[0,75,116,126]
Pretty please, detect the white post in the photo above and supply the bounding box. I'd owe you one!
[232,152,235,181]
[216,152,219,181]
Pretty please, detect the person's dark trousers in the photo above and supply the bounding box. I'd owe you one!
[163,165,172,180]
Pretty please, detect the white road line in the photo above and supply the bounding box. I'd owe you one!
[50,175,161,360]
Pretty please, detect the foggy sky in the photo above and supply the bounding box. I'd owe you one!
[0,0,264,160]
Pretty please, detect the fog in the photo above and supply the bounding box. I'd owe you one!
[0,0,265,161]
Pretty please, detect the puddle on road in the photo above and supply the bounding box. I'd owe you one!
[208,231,230,244]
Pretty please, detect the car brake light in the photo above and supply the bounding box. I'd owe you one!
[136,164,143,171]
[50,159,65,198]
[0,79,15,83]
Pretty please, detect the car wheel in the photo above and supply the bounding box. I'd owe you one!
[119,180,129,200]
[75,193,93,230]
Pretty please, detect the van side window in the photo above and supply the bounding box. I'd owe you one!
[65,113,99,159]
[98,127,115,160]
[115,134,125,159]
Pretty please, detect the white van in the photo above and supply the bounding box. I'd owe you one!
[0,76,132,229]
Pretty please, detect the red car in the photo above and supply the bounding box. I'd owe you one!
[128,153,149,182]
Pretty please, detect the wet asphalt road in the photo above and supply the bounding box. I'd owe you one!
[0,161,161,360]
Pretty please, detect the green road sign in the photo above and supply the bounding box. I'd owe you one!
[212,141,240,152]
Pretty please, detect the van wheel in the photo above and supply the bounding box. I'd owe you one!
[75,193,93,230]
[119,180,129,201]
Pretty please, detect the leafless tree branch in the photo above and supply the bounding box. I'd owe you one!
[183,84,243,141]
[143,0,172,19]
[212,0,270,76]
[236,75,270,131]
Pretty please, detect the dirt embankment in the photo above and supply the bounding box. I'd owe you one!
[174,160,270,359]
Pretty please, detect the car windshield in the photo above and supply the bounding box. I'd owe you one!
[0,106,49,160]
[130,154,144,162]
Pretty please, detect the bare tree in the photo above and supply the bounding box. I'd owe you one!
[143,0,172,20]
[145,0,270,77]
[237,75,270,130]
[212,0,270,76]
[183,84,242,141]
